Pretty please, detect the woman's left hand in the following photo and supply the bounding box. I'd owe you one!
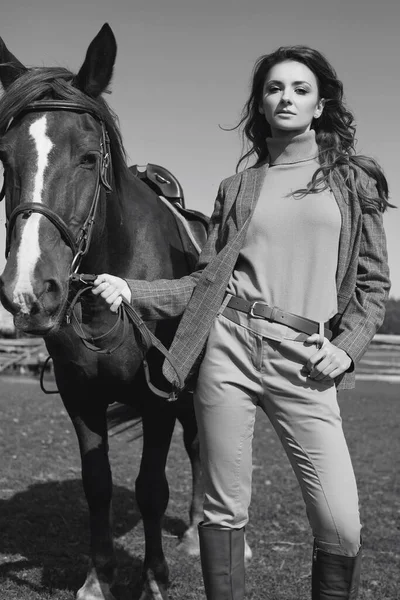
[305,334,353,381]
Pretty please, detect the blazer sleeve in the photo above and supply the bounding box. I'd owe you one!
[331,179,391,364]
[125,181,226,320]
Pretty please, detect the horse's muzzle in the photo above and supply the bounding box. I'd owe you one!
[0,271,66,335]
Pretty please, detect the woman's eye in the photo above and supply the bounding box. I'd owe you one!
[267,86,280,93]
[295,88,307,95]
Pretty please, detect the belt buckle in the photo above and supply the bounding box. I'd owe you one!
[249,301,268,319]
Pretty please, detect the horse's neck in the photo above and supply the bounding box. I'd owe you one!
[81,181,184,280]
[79,186,132,276]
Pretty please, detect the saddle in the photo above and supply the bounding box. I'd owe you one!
[130,163,186,206]
[129,163,209,253]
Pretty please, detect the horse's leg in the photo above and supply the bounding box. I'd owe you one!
[173,390,203,556]
[64,396,116,600]
[135,396,176,600]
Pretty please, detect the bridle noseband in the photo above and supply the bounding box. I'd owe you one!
[0,100,113,274]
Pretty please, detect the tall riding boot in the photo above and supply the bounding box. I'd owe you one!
[198,522,245,600]
[312,540,362,599]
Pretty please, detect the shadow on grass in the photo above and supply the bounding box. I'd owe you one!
[0,479,189,599]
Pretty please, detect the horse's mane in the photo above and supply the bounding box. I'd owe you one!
[0,66,131,191]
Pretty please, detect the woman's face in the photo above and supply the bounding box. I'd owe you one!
[260,60,324,137]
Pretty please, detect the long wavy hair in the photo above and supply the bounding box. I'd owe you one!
[233,46,392,212]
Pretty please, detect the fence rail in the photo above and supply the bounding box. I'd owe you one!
[357,335,400,382]
[0,338,47,373]
[0,334,399,381]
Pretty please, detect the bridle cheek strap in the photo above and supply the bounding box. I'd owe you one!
[0,100,113,270]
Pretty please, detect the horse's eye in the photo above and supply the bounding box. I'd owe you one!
[80,153,97,168]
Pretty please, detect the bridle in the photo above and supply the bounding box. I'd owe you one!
[0,99,184,400]
[0,100,112,273]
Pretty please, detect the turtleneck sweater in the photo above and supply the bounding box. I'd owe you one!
[226,129,341,329]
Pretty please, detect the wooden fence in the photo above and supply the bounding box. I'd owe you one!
[0,334,399,381]
[357,334,400,382]
[0,338,48,374]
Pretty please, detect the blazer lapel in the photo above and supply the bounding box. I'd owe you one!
[235,164,269,231]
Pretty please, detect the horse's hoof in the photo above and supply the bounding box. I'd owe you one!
[138,570,169,600]
[177,525,200,556]
[76,567,116,600]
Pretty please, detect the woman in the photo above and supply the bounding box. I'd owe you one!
[92,46,391,599]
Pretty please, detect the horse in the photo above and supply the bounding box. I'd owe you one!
[0,23,209,600]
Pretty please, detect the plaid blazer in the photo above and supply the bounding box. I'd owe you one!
[127,163,390,391]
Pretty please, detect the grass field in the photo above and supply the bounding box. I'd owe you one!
[0,376,398,599]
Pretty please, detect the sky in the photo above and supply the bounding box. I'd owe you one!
[1,0,399,297]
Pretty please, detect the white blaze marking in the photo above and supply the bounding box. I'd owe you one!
[13,115,53,312]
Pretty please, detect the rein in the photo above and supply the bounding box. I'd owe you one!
[66,274,183,400]
[1,100,183,401]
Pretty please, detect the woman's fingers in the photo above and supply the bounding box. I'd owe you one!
[110,296,123,313]
[91,274,132,308]
[305,335,352,380]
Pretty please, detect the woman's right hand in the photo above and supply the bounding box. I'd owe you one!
[92,274,132,313]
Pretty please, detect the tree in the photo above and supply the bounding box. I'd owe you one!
[378,298,400,334]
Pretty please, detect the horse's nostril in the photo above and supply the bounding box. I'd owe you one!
[41,279,62,315]
[44,280,58,294]
[31,303,40,316]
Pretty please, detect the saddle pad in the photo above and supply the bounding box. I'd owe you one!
[158,195,209,269]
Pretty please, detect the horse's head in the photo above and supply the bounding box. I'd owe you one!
[0,24,125,335]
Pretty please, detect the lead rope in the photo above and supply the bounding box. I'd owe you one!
[40,356,58,394]
[40,276,183,401]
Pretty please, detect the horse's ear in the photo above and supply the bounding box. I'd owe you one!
[74,23,117,98]
[0,37,27,89]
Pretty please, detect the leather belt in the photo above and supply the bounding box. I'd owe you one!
[226,296,332,340]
